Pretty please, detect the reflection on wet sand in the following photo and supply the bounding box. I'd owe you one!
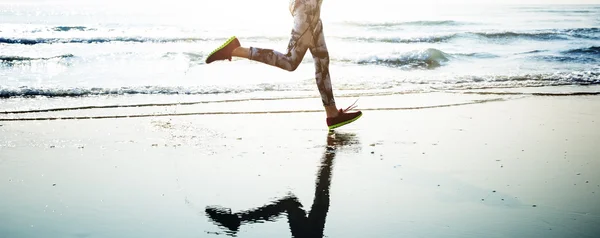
[205,132,359,237]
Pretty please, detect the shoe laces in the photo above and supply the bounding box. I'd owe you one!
[340,99,359,113]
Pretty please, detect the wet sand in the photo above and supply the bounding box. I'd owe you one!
[1,93,600,238]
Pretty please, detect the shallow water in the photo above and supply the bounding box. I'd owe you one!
[1,2,599,104]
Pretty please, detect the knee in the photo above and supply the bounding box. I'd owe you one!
[313,50,329,60]
[285,61,301,72]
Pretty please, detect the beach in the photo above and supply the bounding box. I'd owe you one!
[1,92,599,238]
[2,2,600,237]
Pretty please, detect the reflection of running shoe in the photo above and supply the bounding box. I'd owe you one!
[327,101,362,130]
[205,36,241,64]
[205,206,241,234]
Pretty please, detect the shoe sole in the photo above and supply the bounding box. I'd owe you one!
[328,113,362,130]
[206,36,237,63]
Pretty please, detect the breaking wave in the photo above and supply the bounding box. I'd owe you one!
[471,32,565,40]
[532,46,600,63]
[52,26,95,32]
[0,54,74,64]
[338,28,599,44]
[563,46,600,55]
[342,20,467,27]
[1,28,597,46]
[339,48,449,69]
[0,37,214,45]
[2,71,598,99]
[0,86,265,98]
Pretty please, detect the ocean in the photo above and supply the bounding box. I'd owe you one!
[1,1,599,114]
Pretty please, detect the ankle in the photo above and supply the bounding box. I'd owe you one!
[325,105,339,118]
[232,46,250,59]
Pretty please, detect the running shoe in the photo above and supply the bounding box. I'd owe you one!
[326,100,362,130]
[205,36,241,64]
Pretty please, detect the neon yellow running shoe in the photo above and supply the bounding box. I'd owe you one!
[326,101,362,130]
[205,36,241,64]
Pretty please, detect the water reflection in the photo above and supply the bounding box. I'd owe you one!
[205,131,359,237]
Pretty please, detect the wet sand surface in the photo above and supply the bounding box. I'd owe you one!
[1,94,600,238]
